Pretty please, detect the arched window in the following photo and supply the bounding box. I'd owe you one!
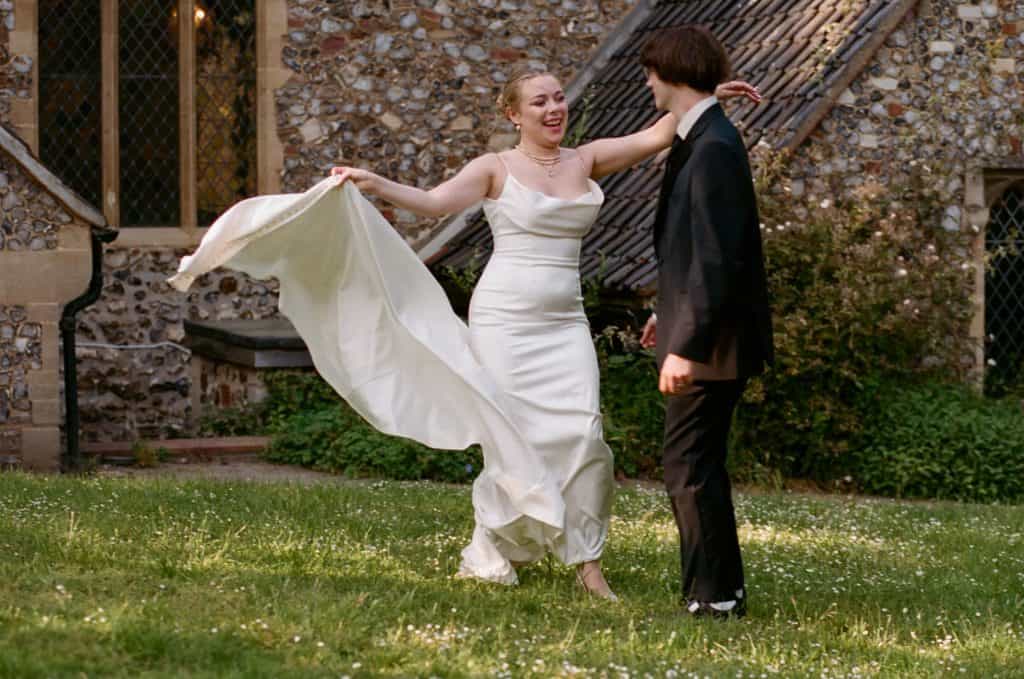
[984,182,1024,396]
[38,1,257,229]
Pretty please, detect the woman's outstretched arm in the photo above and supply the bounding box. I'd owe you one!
[330,153,498,218]
[578,80,760,179]
[578,112,678,180]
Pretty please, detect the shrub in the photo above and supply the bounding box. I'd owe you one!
[593,327,663,479]
[732,158,976,479]
[255,372,480,482]
[850,380,1024,503]
[264,403,482,483]
[198,403,268,437]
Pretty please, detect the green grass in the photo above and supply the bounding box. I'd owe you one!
[0,474,1022,678]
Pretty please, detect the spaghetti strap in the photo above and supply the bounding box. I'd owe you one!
[495,151,511,170]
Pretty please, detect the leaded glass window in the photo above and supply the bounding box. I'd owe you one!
[36,1,258,229]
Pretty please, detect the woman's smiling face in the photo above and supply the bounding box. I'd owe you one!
[508,74,568,147]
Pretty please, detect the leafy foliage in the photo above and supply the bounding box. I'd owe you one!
[593,328,663,479]
[258,373,480,482]
[732,156,977,479]
[851,380,1024,503]
[264,405,482,483]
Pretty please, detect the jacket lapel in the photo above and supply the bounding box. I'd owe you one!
[652,104,723,257]
[654,137,689,255]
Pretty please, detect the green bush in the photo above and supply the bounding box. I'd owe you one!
[196,371,478,482]
[851,381,1024,502]
[261,372,480,482]
[198,404,269,437]
[196,372,340,437]
[264,403,482,482]
[594,328,663,479]
[732,158,976,479]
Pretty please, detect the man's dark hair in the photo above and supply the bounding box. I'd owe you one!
[639,25,731,93]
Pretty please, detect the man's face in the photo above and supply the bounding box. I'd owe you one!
[644,68,670,111]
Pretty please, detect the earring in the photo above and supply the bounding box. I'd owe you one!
[515,124,521,131]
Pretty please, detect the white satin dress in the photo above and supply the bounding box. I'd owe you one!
[168,164,615,585]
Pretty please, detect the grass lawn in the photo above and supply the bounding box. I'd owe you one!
[0,473,1021,678]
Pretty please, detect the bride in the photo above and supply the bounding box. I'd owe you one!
[328,71,758,599]
[170,69,757,600]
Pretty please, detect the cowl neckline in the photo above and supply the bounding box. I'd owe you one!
[487,172,604,206]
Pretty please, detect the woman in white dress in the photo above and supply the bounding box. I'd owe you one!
[328,72,759,599]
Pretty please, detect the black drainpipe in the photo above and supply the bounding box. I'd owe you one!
[60,227,117,472]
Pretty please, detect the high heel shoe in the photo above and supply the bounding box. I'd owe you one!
[575,561,619,601]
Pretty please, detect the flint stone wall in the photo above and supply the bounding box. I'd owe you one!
[0,305,40,430]
[782,2,1024,221]
[76,253,280,442]
[277,0,637,243]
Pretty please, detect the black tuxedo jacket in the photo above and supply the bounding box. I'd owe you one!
[653,104,773,380]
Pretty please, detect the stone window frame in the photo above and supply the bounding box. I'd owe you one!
[965,166,1024,383]
[24,0,288,249]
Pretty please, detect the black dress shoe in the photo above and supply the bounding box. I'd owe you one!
[684,597,747,619]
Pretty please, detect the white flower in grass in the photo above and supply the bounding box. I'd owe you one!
[293,635,301,643]
[896,268,908,277]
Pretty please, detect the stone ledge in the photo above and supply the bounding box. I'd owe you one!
[184,318,313,368]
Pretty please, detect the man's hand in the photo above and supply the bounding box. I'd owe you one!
[714,80,761,104]
[640,315,657,348]
[659,353,695,395]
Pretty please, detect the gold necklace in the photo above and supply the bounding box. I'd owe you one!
[516,145,561,177]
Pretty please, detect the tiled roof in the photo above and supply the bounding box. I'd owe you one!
[426,0,916,292]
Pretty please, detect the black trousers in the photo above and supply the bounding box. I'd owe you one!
[663,379,747,603]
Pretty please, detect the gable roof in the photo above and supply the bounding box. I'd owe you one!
[423,0,917,292]
[0,125,108,230]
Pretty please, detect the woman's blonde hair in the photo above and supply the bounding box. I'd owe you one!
[497,70,555,118]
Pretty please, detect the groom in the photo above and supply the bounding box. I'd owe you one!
[638,26,773,618]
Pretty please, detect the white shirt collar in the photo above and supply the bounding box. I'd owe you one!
[676,95,719,140]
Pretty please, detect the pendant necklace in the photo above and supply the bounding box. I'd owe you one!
[516,145,561,177]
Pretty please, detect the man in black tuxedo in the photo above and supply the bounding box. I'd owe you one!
[638,25,773,618]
